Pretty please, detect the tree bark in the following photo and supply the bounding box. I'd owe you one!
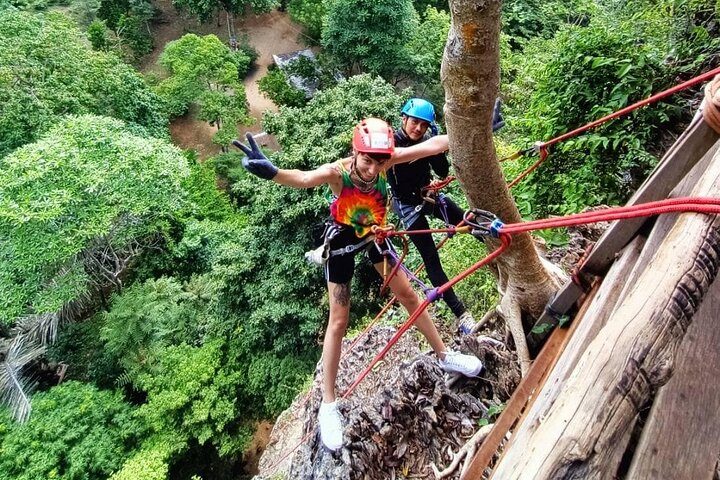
[442,0,561,371]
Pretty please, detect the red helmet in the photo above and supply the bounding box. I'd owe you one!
[352,118,394,155]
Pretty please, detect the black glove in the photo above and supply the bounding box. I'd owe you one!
[492,97,505,132]
[232,133,279,180]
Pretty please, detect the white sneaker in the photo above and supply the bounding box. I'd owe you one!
[440,351,483,377]
[457,311,477,334]
[318,401,343,451]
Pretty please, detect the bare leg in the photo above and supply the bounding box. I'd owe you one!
[322,281,351,403]
[374,263,446,360]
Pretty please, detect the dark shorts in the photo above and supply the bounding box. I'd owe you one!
[324,226,390,284]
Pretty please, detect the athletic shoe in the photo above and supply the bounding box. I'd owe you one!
[318,401,343,451]
[457,311,477,334]
[440,351,483,377]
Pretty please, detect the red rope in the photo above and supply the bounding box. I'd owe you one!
[507,66,720,187]
[263,197,720,472]
[341,235,512,399]
[500,197,720,234]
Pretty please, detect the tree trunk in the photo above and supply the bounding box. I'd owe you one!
[442,0,561,372]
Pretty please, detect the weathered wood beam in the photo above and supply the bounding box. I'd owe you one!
[626,276,720,479]
[527,118,720,351]
[492,146,720,478]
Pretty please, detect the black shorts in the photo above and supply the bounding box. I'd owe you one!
[324,226,391,284]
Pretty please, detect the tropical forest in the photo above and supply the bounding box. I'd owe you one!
[0,0,719,478]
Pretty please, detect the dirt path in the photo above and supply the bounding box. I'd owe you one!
[141,4,307,157]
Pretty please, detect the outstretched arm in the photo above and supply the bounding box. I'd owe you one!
[389,135,449,166]
[232,133,338,189]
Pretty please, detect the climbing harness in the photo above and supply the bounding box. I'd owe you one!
[304,221,376,266]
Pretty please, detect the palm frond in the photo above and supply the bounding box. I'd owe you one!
[0,335,45,422]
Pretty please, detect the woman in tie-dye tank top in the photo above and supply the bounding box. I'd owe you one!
[233,118,483,452]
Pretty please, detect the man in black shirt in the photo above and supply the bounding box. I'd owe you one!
[388,98,504,333]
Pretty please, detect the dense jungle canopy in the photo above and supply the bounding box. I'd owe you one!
[0,0,718,478]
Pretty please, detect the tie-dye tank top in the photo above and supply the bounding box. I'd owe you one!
[330,161,388,238]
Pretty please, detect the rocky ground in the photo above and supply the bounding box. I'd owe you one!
[254,318,520,480]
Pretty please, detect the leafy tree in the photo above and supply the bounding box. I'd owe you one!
[156,34,251,148]
[288,0,326,42]
[501,0,595,49]
[0,11,168,158]
[0,115,189,323]
[172,0,277,23]
[100,276,214,375]
[507,4,688,216]
[109,446,170,480]
[405,6,450,104]
[443,0,563,374]
[322,0,419,80]
[134,340,252,456]
[0,381,147,480]
[93,0,154,60]
[258,65,308,107]
[87,19,112,50]
[70,0,101,27]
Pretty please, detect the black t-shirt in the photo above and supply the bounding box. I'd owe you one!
[388,128,450,202]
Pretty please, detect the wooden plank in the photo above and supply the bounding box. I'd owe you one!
[491,145,720,478]
[582,119,719,275]
[460,323,570,480]
[527,120,719,349]
[486,281,599,479]
[626,278,720,480]
[497,234,646,473]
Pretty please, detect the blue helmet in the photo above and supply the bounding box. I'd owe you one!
[401,98,436,123]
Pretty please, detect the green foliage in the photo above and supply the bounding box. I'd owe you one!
[180,153,237,222]
[87,19,112,50]
[0,381,147,480]
[6,0,69,12]
[0,115,189,323]
[501,0,595,49]
[70,0,102,27]
[288,0,325,41]
[172,0,278,22]
[405,6,450,105]
[109,446,170,480]
[100,277,213,374]
[412,0,445,15]
[135,340,250,456]
[246,352,316,414]
[259,65,308,107]
[506,4,689,216]
[0,11,168,157]
[156,34,250,146]
[95,0,154,60]
[116,13,153,60]
[47,314,124,388]
[232,33,258,76]
[322,0,419,80]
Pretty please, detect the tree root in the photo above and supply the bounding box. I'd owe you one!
[429,424,494,479]
[499,296,530,377]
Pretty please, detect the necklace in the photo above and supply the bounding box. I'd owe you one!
[350,166,377,192]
